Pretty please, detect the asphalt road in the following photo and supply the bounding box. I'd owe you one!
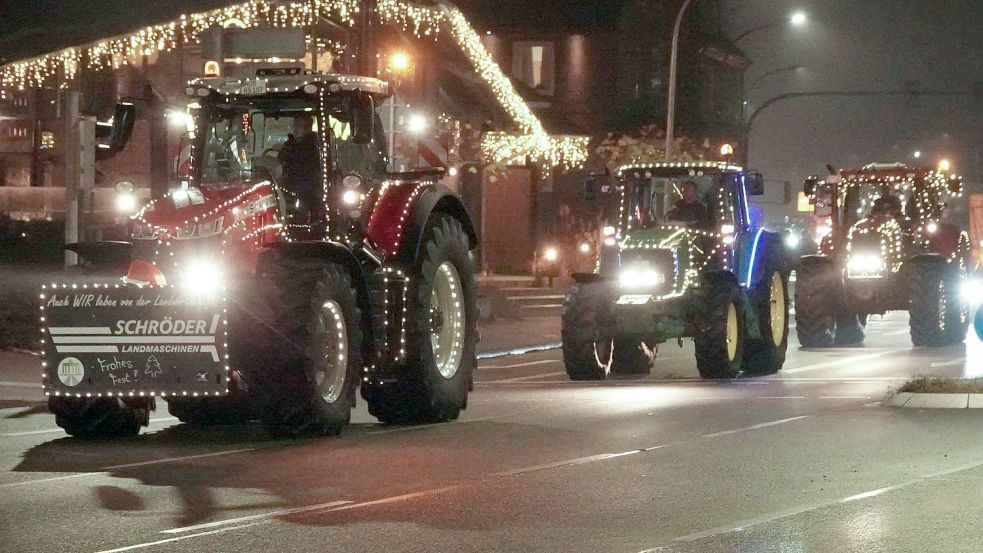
[3,312,983,553]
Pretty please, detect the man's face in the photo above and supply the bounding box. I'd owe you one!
[682,182,697,203]
[293,115,314,137]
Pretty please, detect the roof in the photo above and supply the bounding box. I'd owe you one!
[191,72,391,98]
[617,161,743,178]
[450,0,620,32]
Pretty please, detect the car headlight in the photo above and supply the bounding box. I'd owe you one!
[179,259,224,296]
[846,253,886,277]
[619,265,665,289]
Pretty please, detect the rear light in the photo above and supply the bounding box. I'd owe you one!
[126,260,167,286]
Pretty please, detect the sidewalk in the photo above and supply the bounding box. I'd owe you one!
[478,316,561,356]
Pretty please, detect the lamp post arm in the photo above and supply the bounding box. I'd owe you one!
[664,0,694,162]
[733,21,777,43]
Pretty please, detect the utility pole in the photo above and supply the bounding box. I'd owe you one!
[664,0,694,161]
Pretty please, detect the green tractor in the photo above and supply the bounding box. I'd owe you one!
[562,162,791,380]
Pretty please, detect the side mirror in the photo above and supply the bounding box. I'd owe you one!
[584,176,597,201]
[351,94,375,145]
[96,101,137,160]
[746,172,765,196]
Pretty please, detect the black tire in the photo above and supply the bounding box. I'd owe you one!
[909,262,966,347]
[610,338,652,376]
[165,378,252,425]
[237,258,362,437]
[833,311,865,346]
[744,269,789,374]
[49,397,151,438]
[794,262,837,347]
[693,278,746,379]
[362,214,477,424]
[561,282,611,380]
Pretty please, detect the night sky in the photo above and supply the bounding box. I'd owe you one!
[728,0,983,213]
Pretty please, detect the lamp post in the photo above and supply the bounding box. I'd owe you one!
[749,65,803,91]
[664,0,694,161]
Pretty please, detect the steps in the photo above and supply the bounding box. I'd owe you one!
[475,276,566,319]
[502,286,565,318]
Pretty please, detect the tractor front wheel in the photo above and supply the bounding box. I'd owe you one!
[909,263,966,347]
[694,279,746,379]
[794,262,837,347]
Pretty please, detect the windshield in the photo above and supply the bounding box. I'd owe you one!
[843,182,903,226]
[624,173,716,229]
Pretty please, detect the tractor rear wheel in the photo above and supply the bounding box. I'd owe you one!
[239,257,361,437]
[794,262,837,347]
[694,279,746,379]
[49,397,151,438]
[363,214,477,424]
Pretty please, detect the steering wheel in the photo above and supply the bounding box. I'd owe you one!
[262,147,280,157]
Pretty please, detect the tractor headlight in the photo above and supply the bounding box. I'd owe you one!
[846,252,886,278]
[784,232,801,249]
[179,259,224,296]
[961,277,983,305]
[618,265,665,289]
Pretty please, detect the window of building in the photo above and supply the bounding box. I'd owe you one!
[512,42,556,96]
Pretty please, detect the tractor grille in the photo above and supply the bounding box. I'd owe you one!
[620,247,677,294]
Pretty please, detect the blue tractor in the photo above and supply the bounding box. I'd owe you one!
[562,162,790,379]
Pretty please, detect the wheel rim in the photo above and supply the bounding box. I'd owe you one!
[769,272,786,347]
[430,261,466,379]
[726,302,739,361]
[315,300,348,403]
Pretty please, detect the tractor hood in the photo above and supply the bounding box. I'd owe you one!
[131,181,278,240]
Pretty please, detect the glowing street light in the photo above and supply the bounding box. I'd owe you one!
[939,159,951,172]
[790,11,808,26]
[913,150,922,159]
[389,52,410,73]
[406,113,428,135]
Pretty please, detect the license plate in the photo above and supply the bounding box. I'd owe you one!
[41,285,228,396]
[617,294,653,305]
[240,80,268,95]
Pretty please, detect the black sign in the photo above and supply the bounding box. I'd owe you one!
[41,284,228,397]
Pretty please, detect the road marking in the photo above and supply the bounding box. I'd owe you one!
[783,348,908,374]
[656,456,983,547]
[485,371,567,383]
[479,359,557,370]
[702,416,808,438]
[162,500,352,534]
[366,416,500,435]
[0,472,103,489]
[931,357,966,368]
[0,381,41,388]
[758,396,805,399]
[104,448,258,470]
[494,449,651,477]
[2,417,178,437]
[818,396,870,400]
[477,343,562,360]
[97,521,267,553]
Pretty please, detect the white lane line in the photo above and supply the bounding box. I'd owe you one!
[494,449,652,477]
[818,396,870,400]
[702,416,808,438]
[660,456,983,547]
[931,357,966,368]
[0,472,103,489]
[0,381,41,388]
[161,500,352,534]
[2,417,179,437]
[479,359,557,370]
[104,448,258,470]
[485,371,567,383]
[97,521,267,553]
[783,348,908,374]
[758,396,805,399]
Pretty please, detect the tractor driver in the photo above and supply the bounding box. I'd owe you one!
[278,114,321,219]
[870,194,902,221]
[667,181,709,228]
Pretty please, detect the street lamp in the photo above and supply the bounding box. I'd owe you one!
[790,11,808,27]
[389,51,410,73]
[664,0,694,161]
[406,112,428,135]
[734,11,809,43]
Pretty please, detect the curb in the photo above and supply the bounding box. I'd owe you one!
[477,343,562,360]
[888,392,983,409]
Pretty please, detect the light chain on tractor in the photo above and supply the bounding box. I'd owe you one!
[561,161,791,380]
[795,162,970,348]
[40,54,479,438]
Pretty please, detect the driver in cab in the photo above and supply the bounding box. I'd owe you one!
[667,181,709,228]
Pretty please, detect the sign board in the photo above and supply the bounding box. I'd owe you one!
[42,285,228,396]
[797,191,813,212]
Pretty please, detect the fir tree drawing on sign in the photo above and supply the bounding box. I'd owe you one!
[145,356,163,378]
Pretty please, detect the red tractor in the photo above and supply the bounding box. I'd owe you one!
[42,63,478,437]
[795,162,969,347]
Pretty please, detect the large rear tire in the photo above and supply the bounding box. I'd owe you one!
[363,214,477,424]
[561,282,611,380]
[49,397,151,438]
[794,262,837,347]
[744,269,789,374]
[909,262,966,347]
[694,279,746,379]
[238,258,361,437]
